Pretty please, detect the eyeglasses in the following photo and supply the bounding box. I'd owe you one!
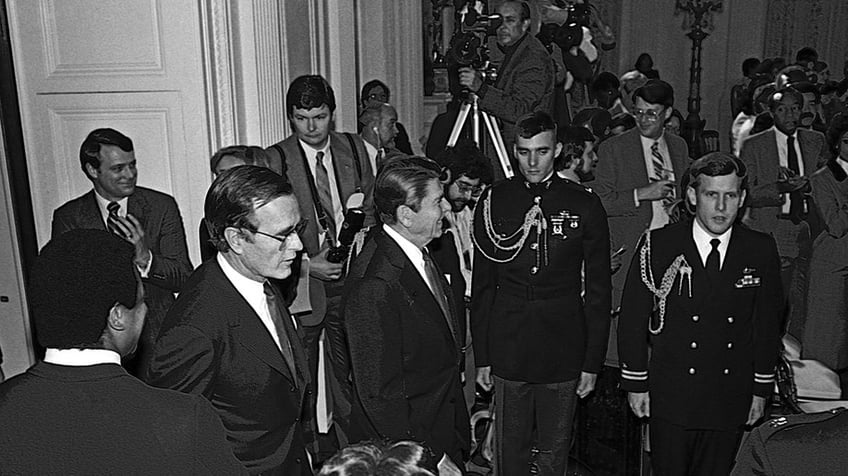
[633,108,664,122]
[249,219,308,248]
[367,93,388,102]
[455,181,483,197]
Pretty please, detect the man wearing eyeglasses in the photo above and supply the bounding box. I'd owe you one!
[143,166,315,475]
[594,79,690,365]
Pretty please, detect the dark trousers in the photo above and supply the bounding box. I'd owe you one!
[493,375,578,476]
[650,418,743,476]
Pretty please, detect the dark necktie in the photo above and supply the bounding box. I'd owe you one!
[786,135,804,221]
[264,282,298,385]
[106,201,123,237]
[422,249,455,339]
[314,151,337,242]
[375,148,385,171]
[706,238,721,281]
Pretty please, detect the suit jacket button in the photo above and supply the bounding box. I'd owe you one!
[727,342,733,349]
[530,266,538,274]
[692,315,700,322]
[530,242,539,250]
[723,368,730,375]
[290,386,296,392]
[689,367,696,375]
[690,341,698,349]
[727,316,734,323]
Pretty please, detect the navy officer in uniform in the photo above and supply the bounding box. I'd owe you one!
[618,152,785,475]
[471,111,611,475]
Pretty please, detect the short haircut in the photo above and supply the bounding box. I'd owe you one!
[360,79,390,106]
[796,47,818,64]
[318,440,438,476]
[633,79,674,108]
[358,103,393,129]
[79,128,134,176]
[686,151,748,192]
[826,112,848,157]
[286,75,336,117]
[514,111,557,141]
[609,112,636,132]
[204,165,294,252]
[209,145,272,174]
[30,229,138,349]
[768,87,804,111]
[591,71,620,93]
[434,139,494,185]
[374,156,441,225]
[557,126,595,170]
[571,107,612,137]
[742,57,761,77]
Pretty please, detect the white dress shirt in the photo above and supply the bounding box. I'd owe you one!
[692,219,732,270]
[300,137,344,245]
[217,253,284,351]
[383,224,435,294]
[363,139,380,178]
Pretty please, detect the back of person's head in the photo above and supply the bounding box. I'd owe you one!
[592,72,620,93]
[209,145,272,174]
[515,110,557,141]
[796,47,818,66]
[30,229,138,349]
[609,113,636,134]
[742,57,761,78]
[434,139,494,185]
[286,75,336,117]
[205,165,294,253]
[319,440,438,476]
[79,128,134,177]
[374,156,441,225]
[571,107,612,138]
[633,79,674,108]
[557,126,595,171]
[359,103,392,129]
[826,112,848,157]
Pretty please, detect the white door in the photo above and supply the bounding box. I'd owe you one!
[7,0,211,264]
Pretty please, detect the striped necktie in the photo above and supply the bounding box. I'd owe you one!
[106,201,123,237]
[314,151,337,242]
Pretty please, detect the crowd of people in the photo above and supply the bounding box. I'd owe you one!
[3,1,848,475]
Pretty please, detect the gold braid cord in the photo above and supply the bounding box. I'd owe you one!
[472,192,547,264]
[638,232,692,335]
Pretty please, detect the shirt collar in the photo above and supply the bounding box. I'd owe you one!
[298,136,332,162]
[639,132,666,147]
[93,190,129,219]
[363,139,378,157]
[383,223,424,265]
[692,219,732,264]
[772,126,796,141]
[44,348,121,366]
[838,157,848,175]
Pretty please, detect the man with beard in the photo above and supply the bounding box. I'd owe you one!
[619,152,784,475]
[556,126,599,184]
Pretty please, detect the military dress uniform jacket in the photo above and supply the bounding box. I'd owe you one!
[731,407,848,476]
[618,221,784,430]
[471,176,612,383]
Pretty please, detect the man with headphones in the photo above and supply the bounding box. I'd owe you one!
[359,103,403,176]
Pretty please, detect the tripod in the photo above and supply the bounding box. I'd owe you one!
[446,94,514,178]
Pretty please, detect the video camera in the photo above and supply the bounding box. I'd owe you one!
[447,7,502,85]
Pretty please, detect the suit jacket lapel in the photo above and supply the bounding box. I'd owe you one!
[82,191,108,230]
[799,130,819,174]
[330,132,356,209]
[627,129,650,187]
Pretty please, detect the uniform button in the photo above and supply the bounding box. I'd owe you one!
[692,315,700,322]
[530,242,539,250]
[727,342,733,349]
[690,341,698,349]
[290,386,296,392]
[727,316,735,323]
[723,368,730,375]
[689,367,696,375]
[530,266,538,274]
[296,458,302,464]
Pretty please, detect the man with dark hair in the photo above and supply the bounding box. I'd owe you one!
[556,125,598,183]
[144,166,314,474]
[265,75,376,434]
[740,87,827,338]
[619,152,784,476]
[359,79,413,155]
[0,229,243,474]
[51,127,192,372]
[592,71,623,114]
[472,111,611,474]
[458,0,556,180]
[594,79,690,364]
[343,156,469,473]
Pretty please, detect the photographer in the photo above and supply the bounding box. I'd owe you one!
[458,1,555,180]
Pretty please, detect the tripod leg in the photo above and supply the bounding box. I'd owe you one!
[447,102,472,148]
[481,111,514,178]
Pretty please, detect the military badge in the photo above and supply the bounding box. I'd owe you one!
[735,267,761,288]
[550,214,565,237]
[550,211,580,238]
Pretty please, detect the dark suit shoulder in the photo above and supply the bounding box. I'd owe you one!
[756,408,848,442]
[742,128,775,147]
[53,190,94,216]
[162,260,238,330]
[133,186,179,205]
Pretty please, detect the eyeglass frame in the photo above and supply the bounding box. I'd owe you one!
[454,179,484,197]
[245,219,308,248]
[632,106,666,122]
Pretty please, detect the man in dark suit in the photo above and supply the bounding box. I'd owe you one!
[264,76,376,399]
[472,112,611,475]
[594,80,690,365]
[343,157,469,473]
[739,87,828,338]
[618,153,784,475]
[51,128,193,370]
[143,166,314,474]
[0,229,243,474]
[459,1,556,180]
[359,102,404,176]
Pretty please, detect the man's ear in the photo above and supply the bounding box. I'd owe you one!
[663,107,674,123]
[554,142,564,160]
[107,303,127,332]
[223,227,246,255]
[397,204,414,228]
[739,189,747,208]
[84,162,99,181]
[440,168,453,184]
[686,185,697,207]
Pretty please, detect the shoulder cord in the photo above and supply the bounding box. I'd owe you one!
[639,232,692,335]
[471,193,547,264]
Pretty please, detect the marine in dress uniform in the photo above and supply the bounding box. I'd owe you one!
[471,112,611,475]
[618,152,785,476]
[731,408,848,476]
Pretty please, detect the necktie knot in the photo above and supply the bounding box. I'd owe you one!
[710,238,720,251]
[107,201,120,215]
[263,281,275,299]
[315,151,325,164]
[651,141,660,153]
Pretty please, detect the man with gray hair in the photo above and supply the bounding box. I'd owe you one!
[359,102,402,176]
